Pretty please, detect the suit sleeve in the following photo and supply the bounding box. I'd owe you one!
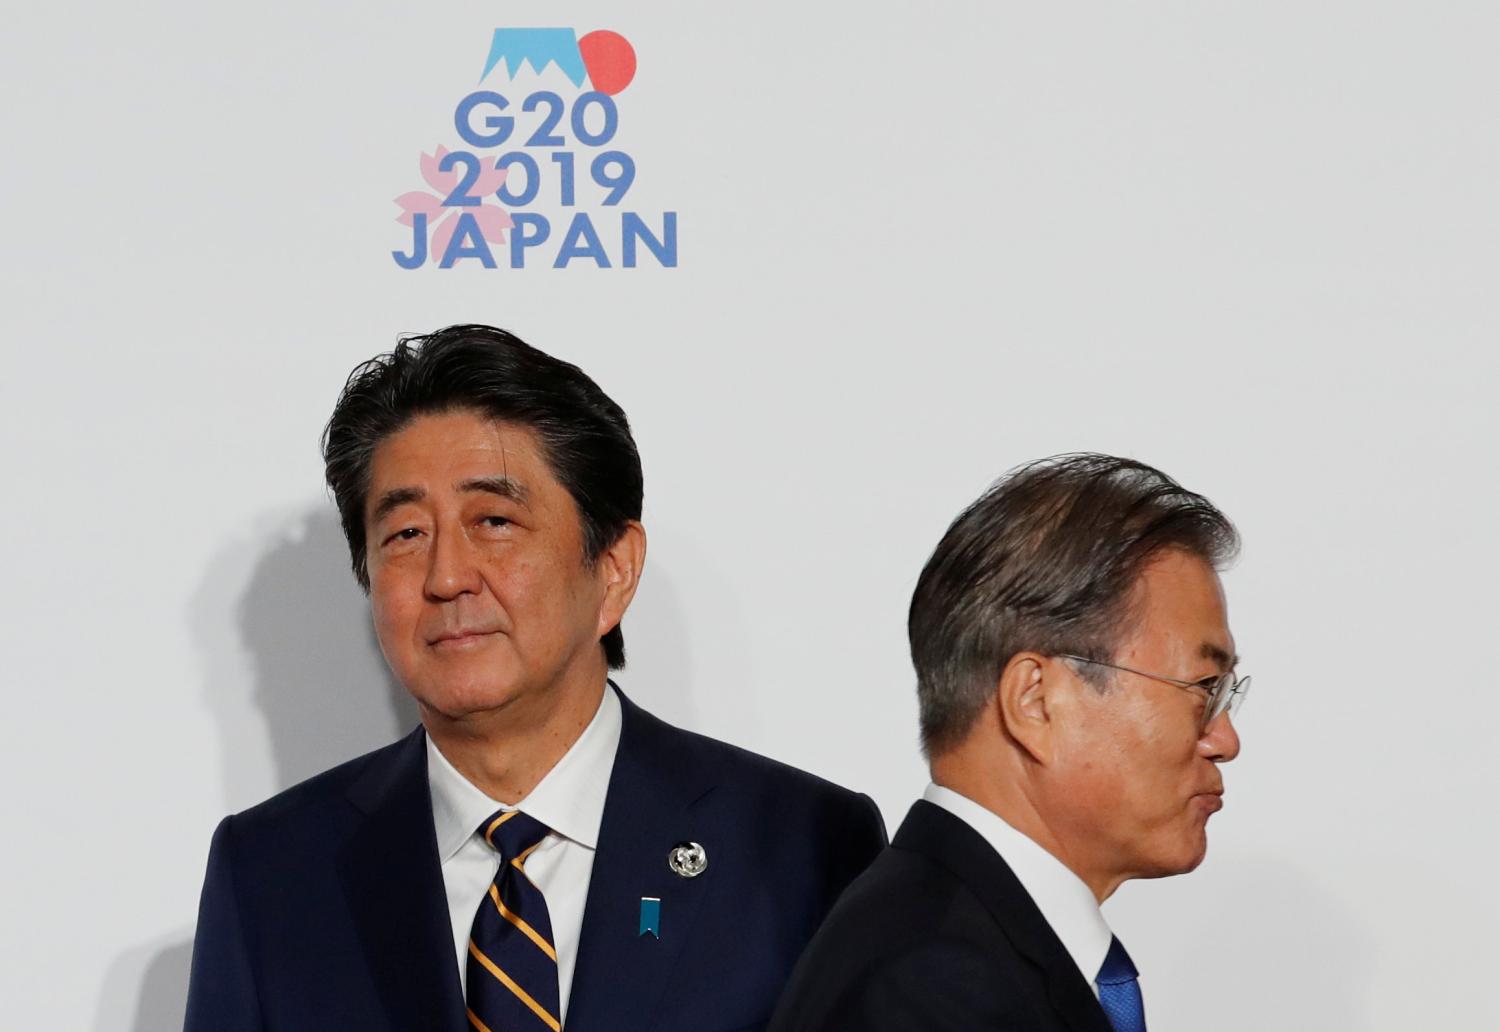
[824,792,887,899]
[183,816,264,1032]
[823,940,1038,1032]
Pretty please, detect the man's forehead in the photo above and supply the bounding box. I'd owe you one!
[365,414,553,510]
[1136,550,1226,607]
[1129,550,1235,663]
[373,415,543,475]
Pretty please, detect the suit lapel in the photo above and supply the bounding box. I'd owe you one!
[565,687,718,1032]
[894,802,1113,1032]
[339,728,467,1032]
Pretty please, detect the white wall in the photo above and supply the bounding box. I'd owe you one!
[3,2,1496,1028]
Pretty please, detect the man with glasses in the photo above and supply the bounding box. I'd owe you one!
[770,454,1249,1032]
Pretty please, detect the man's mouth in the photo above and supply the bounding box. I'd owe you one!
[429,627,500,647]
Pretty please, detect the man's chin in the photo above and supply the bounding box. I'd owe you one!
[1173,834,1211,876]
[411,682,528,723]
[1134,834,1210,881]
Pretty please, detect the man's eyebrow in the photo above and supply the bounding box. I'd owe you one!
[459,476,529,506]
[370,486,425,524]
[1200,642,1239,670]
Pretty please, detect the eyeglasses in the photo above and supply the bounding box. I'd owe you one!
[1056,655,1251,732]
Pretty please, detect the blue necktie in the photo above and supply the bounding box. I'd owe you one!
[465,810,561,1032]
[1096,935,1146,1032]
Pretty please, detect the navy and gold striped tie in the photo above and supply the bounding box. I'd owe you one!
[465,810,561,1032]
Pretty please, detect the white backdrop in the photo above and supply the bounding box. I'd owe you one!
[3,2,1497,1029]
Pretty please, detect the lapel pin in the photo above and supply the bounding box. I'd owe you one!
[668,841,707,878]
[639,896,661,939]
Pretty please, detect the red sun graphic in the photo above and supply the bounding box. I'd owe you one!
[578,30,637,96]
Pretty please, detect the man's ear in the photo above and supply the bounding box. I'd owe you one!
[596,521,647,637]
[997,651,1055,765]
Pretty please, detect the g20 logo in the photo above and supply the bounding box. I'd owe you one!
[393,28,676,271]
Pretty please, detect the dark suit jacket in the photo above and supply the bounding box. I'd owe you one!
[184,687,886,1032]
[768,801,1115,1032]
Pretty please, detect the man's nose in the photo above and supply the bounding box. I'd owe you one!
[423,527,482,599]
[1199,711,1242,763]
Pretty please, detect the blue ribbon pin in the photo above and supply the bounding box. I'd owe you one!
[639,897,661,939]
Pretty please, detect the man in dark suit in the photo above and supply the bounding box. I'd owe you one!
[770,455,1250,1031]
[184,325,885,1032]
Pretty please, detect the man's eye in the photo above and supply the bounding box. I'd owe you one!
[384,528,422,544]
[481,515,510,528]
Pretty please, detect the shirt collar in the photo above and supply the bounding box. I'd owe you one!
[923,782,1114,987]
[427,685,622,862]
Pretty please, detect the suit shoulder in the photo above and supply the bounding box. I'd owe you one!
[226,731,418,837]
[771,848,1039,1030]
[640,705,869,809]
[819,844,978,933]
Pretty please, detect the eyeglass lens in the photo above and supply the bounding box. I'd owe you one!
[1206,674,1251,727]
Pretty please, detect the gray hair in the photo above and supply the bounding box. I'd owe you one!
[908,453,1238,756]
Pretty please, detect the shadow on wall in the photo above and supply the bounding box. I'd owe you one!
[233,508,418,791]
[95,936,194,1032]
[102,508,417,1032]
[193,506,419,806]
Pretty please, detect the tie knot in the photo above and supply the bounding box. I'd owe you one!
[1097,935,1139,986]
[477,809,550,862]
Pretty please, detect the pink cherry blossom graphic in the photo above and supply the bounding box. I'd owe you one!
[394,146,513,265]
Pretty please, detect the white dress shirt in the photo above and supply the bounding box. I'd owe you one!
[426,686,622,1023]
[923,783,1114,997]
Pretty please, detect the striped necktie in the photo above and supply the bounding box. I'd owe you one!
[1096,935,1146,1032]
[465,809,561,1032]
